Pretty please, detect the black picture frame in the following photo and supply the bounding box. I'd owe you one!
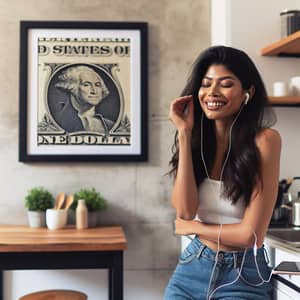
[19,21,148,162]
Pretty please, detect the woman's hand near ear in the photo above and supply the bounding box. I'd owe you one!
[169,95,198,220]
[169,95,194,133]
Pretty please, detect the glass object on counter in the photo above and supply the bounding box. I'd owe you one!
[286,177,300,202]
[282,192,293,205]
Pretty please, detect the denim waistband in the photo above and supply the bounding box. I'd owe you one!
[190,236,266,265]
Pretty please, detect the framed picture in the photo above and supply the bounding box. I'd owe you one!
[19,21,148,162]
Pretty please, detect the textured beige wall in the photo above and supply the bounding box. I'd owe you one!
[0,0,210,297]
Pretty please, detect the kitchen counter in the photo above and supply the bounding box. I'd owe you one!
[264,235,300,255]
[265,230,300,295]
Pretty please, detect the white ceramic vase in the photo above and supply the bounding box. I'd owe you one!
[69,210,99,227]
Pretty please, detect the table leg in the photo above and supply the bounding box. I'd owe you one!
[109,251,123,300]
[0,270,3,300]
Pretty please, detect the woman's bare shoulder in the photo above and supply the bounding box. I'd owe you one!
[255,128,282,156]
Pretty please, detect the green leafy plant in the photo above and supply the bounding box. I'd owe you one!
[24,187,54,211]
[72,188,108,212]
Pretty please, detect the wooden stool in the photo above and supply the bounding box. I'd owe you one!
[19,290,87,300]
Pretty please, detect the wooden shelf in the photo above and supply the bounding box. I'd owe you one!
[262,33,300,105]
[261,31,300,57]
[269,96,300,106]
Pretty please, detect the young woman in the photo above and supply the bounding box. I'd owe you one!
[164,46,281,300]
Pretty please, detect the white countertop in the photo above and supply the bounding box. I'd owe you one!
[265,235,300,255]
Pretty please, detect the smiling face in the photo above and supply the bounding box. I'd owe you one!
[198,64,247,121]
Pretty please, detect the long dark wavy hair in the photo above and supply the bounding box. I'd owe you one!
[169,46,276,206]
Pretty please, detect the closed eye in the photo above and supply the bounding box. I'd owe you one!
[221,82,234,88]
[201,79,234,88]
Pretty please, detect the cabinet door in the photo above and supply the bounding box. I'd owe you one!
[273,278,300,300]
[275,287,294,300]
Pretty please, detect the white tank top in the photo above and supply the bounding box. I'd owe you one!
[197,178,245,224]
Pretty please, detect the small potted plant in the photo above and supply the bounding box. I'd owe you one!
[24,187,54,228]
[72,188,108,227]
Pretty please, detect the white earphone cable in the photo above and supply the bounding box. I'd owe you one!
[200,101,245,182]
[206,223,222,299]
[200,100,272,299]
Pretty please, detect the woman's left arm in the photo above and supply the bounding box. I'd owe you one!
[175,128,282,248]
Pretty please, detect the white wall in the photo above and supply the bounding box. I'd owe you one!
[212,0,300,181]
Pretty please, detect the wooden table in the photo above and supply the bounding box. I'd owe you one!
[0,225,127,300]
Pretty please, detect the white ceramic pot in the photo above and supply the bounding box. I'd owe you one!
[46,209,68,230]
[27,211,46,228]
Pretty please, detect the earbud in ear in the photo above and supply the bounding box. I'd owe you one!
[244,93,250,105]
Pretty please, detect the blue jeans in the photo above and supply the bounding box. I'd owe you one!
[164,237,272,300]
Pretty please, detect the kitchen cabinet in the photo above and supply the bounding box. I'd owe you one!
[261,31,300,106]
[264,238,300,299]
[272,277,300,300]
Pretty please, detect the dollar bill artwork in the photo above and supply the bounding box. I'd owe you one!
[37,37,131,146]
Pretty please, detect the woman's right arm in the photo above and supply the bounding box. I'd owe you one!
[169,96,199,220]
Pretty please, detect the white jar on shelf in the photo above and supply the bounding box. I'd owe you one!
[273,81,288,96]
[289,76,300,96]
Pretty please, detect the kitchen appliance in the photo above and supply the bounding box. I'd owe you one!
[292,201,300,226]
[276,177,300,227]
[286,176,300,200]
[271,179,293,225]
